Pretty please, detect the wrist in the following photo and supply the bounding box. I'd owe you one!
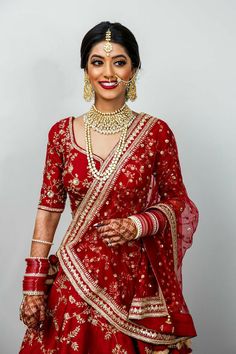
[22,257,50,295]
[127,216,142,239]
[128,210,160,239]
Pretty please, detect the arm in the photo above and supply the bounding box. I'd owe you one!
[96,120,198,252]
[20,121,67,330]
[30,209,61,258]
[20,210,62,330]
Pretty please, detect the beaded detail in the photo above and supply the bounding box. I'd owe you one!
[85,104,134,134]
[32,239,54,245]
[84,106,136,181]
[128,215,143,239]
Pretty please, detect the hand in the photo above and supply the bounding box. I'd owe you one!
[20,295,46,330]
[94,218,137,247]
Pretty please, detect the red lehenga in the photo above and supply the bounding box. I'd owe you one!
[20,113,198,353]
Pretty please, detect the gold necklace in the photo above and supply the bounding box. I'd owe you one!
[84,105,135,181]
[85,103,134,134]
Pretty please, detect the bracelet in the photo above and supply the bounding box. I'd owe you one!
[28,256,48,260]
[128,216,142,239]
[22,258,50,295]
[24,273,47,277]
[128,210,160,239]
[145,211,160,235]
[23,290,45,295]
[32,239,54,245]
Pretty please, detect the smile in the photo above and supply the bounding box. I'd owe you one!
[99,81,119,90]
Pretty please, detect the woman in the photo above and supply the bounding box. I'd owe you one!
[19,21,198,353]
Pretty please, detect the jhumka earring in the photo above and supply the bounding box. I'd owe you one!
[83,72,94,102]
[126,79,137,101]
[103,28,113,56]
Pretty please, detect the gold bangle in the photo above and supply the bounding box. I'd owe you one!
[22,290,45,295]
[32,239,53,245]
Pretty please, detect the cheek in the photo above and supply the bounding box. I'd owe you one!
[87,66,102,80]
[118,67,133,80]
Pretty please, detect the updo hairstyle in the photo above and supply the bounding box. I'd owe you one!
[80,21,141,70]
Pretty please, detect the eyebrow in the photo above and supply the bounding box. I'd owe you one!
[90,54,128,60]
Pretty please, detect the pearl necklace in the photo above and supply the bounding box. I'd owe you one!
[84,105,135,181]
[85,103,134,134]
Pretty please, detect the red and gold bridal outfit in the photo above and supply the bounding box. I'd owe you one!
[20,113,198,354]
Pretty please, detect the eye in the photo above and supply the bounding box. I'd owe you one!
[114,60,127,67]
[91,59,103,66]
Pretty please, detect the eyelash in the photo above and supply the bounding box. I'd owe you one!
[91,60,127,67]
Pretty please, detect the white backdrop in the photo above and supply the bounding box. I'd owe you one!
[0,1,235,353]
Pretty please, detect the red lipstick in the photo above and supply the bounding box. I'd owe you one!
[99,81,118,90]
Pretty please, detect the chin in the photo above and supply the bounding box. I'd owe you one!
[96,91,125,102]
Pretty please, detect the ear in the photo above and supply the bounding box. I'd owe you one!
[129,67,136,81]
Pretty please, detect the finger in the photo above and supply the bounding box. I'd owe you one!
[27,320,39,329]
[96,224,113,234]
[105,237,122,247]
[104,235,120,243]
[39,304,46,322]
[24,315,38,329]
[93,219,112,228]
[100,231,117,238]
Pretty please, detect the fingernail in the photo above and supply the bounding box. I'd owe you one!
[93,223,103,228]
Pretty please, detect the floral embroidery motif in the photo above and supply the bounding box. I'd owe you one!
[23,114,197,353]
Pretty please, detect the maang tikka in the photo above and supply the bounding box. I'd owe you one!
[103,28,113,56]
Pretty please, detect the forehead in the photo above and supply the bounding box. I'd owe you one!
[89,41,129,57]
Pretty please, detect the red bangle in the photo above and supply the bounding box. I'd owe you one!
[129,210,160,239]
[25,258,50,274]
[22,257,50,295]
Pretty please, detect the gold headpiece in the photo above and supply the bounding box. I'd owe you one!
[103,29,113,56]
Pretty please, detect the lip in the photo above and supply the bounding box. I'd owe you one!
[99,81,119,90]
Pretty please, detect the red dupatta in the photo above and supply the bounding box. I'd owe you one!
[57,113,198,346]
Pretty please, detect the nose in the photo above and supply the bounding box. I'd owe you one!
[103,62,115,80]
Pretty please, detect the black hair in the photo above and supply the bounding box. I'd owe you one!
[80,21,141,69]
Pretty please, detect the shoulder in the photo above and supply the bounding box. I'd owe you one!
[144,114,175,136]
[46,116,73,146]
[48,117,71,137]
[142,114,178,150]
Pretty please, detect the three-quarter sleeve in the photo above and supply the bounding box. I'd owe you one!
[38,123,67,213]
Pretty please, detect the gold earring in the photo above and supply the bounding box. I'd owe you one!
[126,79,137,101]
[83,73,94,102]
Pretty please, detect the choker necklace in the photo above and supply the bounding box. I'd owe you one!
[85,104,134,135]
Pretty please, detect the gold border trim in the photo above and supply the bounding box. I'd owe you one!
[57,115,188,344]
[152,203,178,273]
[38,205,64,213]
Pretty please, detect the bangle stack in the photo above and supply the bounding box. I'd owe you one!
[128,216,142,239]
[128,210,160,240]
[23,257,50,295]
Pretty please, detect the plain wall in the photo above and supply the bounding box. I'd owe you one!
[0,1,235,353]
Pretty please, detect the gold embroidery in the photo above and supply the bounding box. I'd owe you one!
[152,203,178,273]
[38,205,64,212]
[56,115,189,345]
[129,296,168,319]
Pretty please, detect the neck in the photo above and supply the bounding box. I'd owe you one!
[94,97,126,113]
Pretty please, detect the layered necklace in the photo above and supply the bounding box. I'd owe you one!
[84,104,135,181]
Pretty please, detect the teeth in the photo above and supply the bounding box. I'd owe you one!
[100,82,117,87]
